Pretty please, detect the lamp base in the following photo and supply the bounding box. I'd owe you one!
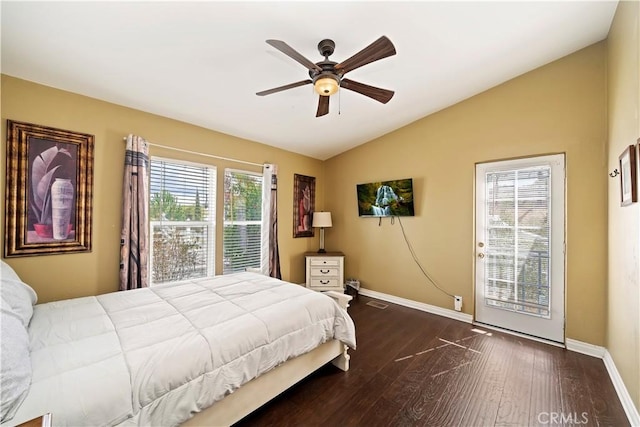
[317,228,327,254]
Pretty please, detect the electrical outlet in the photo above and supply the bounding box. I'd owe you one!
[454,296,462,311]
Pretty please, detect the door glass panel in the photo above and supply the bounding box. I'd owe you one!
[484,166,551,318]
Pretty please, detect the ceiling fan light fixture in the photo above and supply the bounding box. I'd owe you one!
[314,76,339,96]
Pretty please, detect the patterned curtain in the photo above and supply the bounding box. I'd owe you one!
[261,164,281,279]
[119,134,150,290]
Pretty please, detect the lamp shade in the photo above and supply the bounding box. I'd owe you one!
[314,77,339,96]
[312,212,332,228]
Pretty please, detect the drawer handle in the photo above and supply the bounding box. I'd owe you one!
[320,269,330,274]
[320,280,330,284]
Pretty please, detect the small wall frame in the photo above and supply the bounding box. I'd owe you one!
[4,120,94,257]
[619,144,638,207]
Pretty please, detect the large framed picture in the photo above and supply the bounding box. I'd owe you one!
[619,144,637,207]
[293,174,315,238]
[5,120,94,257]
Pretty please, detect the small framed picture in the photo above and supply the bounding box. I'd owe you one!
[293,174,315,238]
[619,144,637,207]
[5,120,94,257]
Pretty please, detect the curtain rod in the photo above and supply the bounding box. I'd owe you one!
[123,137,264,167]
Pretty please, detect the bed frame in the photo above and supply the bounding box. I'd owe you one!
[182,290,352,427]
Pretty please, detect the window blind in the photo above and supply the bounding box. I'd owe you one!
[149,158,216,284]
[223,169,263,274]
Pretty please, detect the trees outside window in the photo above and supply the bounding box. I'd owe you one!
[223,169,262,274]
[149,158,215,284]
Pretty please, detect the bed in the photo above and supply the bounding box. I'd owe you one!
[0,260,356,427]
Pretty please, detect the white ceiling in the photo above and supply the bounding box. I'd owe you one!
[1,1,618,160]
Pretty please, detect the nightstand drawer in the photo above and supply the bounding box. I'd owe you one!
[309,258,340,267]
[310,266,339,277]
[309,277,341,288]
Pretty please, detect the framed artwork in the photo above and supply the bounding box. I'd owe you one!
[619,144,637,207]
[293,174,315,238]
[5,120,94,257]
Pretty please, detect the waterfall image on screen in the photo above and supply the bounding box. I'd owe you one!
[357,178,415,217]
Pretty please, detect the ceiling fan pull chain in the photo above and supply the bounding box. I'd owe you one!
[338,81,341,115]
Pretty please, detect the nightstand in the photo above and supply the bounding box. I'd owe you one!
[305,252,345,292]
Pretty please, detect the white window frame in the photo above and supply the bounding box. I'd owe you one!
[149,156,216,285]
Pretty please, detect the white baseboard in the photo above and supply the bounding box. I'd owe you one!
[603,350,640,426]
[529,338,640,426]
[565,338,606,358]
[358,287,473,323]
[357,291,639,426]
[565,338,639,425]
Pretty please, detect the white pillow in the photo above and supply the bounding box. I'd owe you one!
[0,261,38,327]
[0,260,22,283]
[0,296,32,423]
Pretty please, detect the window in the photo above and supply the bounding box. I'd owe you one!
[149,158,216,284]
[223,169,263,274]
[484,166,551,317]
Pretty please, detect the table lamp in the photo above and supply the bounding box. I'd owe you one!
[312,212,332,253]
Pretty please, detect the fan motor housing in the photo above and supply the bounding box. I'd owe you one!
[309,60,339,80]
[311,71,339,86]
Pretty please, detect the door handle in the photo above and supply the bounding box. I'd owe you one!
[478,253,485,259]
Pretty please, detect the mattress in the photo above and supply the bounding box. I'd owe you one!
[5,272,356,427]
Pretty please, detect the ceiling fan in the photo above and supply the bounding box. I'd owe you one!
[256,36,396,117]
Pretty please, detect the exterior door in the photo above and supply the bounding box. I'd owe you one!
[475,154,565,343]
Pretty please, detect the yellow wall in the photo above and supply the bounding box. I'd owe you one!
[607,0,640,410]
[325,42,608,345]
[1,75,325,303]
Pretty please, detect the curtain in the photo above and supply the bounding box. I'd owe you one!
[119,134,150,290]
[261,164,281,279]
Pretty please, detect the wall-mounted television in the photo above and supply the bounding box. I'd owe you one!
[357,178,415,217]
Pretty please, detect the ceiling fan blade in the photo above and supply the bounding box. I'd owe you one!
[256,79,312,96]
[341,79,394,104]
[266,40,322,72]
[316,96,329,117]
[335,36,396,75]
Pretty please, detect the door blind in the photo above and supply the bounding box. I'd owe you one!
[484,166,551,317]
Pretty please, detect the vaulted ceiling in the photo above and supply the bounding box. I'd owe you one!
[1,1,618,159]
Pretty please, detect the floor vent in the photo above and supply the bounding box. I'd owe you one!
[366,301,388,310]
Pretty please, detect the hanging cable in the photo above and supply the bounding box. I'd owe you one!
[396,216,456,298]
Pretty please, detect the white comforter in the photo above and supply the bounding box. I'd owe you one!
[6,272,356,427]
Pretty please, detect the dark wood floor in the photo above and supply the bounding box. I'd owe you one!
[234,295,629,427]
